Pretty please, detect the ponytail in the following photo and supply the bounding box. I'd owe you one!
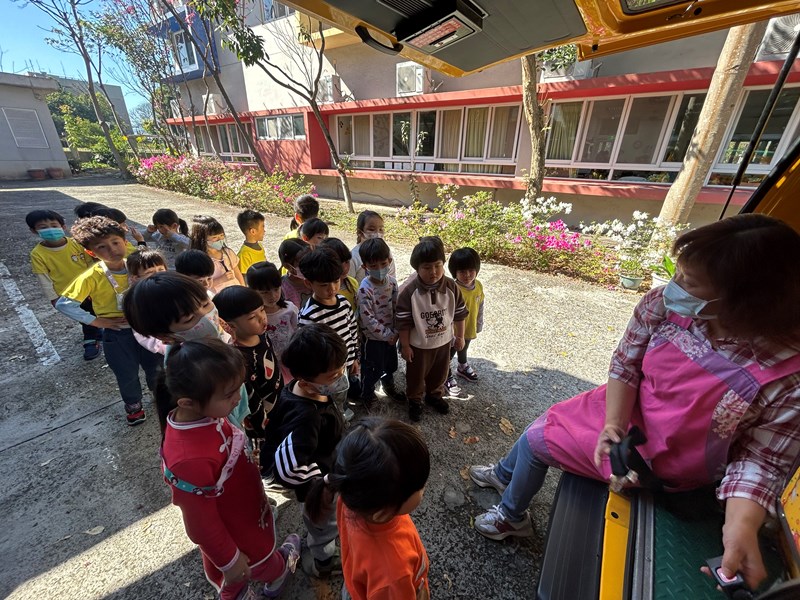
[177,218,189,236]
[154,364,175,439]
[305,473,340,524]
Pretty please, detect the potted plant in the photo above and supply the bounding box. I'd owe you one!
[650,255,676,288]
[618,257,645,290]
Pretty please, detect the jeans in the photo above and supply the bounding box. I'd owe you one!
[102,327,161,413]
[361,339,398,400]
[494,430,550,522]
[302,496,338,561]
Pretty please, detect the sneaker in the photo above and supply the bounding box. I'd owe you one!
[444,376,462,397]
[474,505,534,540]
[409,401,423,422]
[424,395,449,415]
[469,464,508,494]
[341,407,354,423]
[263,533,301,597]
[380,380,407,403]
[126,410,146,426]
[457,363,479,381]
[301,547,342,578]
[83,341,101,361]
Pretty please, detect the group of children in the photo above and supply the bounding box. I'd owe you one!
[25,194,487,599]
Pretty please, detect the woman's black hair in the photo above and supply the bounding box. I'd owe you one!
[127,248,167,276]
[153,208,189,236]
[213,285,265,323]
[92,206,127,224]
[299,217,329,241]
[673,214,800,344]
[73,202,108,219]
[26,209,65,229]
[246,261,288,308]
[410,236,446,269]
[278,238,310,268]
[318,237,351,264]
[123,272,210,338]
[356,210,383,243]
[290,194,320,230]
[305,417,430,523]
[359,238,391,264]
[282,323,347,381]
[175,249,215,278]
[299,248,342,284]
[154,339,245,436]
[190,215,225,252]
[448,247,481,277]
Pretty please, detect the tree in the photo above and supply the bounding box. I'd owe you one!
[192,2,356,212]
[657,21,769,225]
[129,102,154,135]
[46,89,113,138]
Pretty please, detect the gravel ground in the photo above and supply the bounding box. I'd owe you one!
[0,176,640,600]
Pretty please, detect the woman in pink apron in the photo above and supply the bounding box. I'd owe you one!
[469,215,800,590]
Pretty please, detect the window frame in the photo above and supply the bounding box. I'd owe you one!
[255,114,307,140]
[172,30,198,72]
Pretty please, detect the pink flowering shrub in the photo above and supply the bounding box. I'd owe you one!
[134,155,314,217]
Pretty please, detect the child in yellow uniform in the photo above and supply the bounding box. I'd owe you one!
[27,209,101,360]
[56,216,161,426]
[236,209,267,274]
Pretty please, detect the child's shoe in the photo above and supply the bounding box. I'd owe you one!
[444,375,462,397]
[263,533,301,597]
[126,409,146,426]
[457,362,479,381]
[424,395,449,415]
[380,379,407,403]
[341,406,354,423]
[83,340,101,361]
[474,505,534,540]
[408,401,423,422]
[301,547,342,578]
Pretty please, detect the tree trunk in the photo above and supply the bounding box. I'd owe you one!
[82,54,128,175]
[658,21,769,225]
[521,54,546,199]
[310,102,354,213]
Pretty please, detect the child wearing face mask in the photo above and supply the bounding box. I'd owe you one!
[261,324,347,579]
[349,211,397,284]
[26,209,101,360]
[190,215,245,293]
[278,238,311,307]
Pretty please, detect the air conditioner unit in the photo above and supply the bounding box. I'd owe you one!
[758,15,800,59]
[396,62,432,97]
[317,74,343,104]
[203,93,219,115]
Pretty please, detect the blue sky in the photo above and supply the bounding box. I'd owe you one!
[1,1,145,113]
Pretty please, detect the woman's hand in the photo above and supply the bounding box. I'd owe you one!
[223,552,251,585]
[593,424,625,467]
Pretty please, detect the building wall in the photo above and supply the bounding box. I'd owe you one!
[0,75,71,180]
[42,74,132,130]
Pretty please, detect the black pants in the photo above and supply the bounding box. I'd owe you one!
[80,298,101,343]
[449,338,472,366]
[361,339,398,401]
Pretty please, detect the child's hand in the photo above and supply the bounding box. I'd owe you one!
[389,333,399,345]
[146,224,157,233]
[350,360,360,376]
[130,228,145,243]
[453,336,465,351]
[223,552,251,585]
[401,344,414,362]
[91,317,127,330]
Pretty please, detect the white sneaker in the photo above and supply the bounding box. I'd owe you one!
[474,505,534,540]
[444,375,462,397]
[469,464,508,494]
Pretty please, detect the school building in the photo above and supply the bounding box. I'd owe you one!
[161,2,800,226]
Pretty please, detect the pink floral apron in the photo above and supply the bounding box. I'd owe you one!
[528,313,800,490]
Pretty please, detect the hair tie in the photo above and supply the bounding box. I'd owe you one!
[323,474,330,485]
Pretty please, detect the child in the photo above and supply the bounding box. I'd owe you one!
[349,210,396,283]
[126,248,168,284]
[156,339,300,599]
[142,208,191,268]
[92,206,147,251]
[175,249,215,293]
[261,324,346,578]
[306,417,430,599]
[56,216,162,425]
[277,238,311,307]
[319,237,359,313]
[190,215,245,293]
[236,209,267,274]
[26,209,101,360]
[73,201,107,219]
[447,248,484,394]
[357,238,405,406]
[246,261,298,384]
[396,237,468,422]
[298,249,360,419]
[299,217,329,248]
[285,194,319,239]
[213,286,283,460]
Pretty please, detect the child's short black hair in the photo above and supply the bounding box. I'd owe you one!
[282,323,347,380]
[278,238,310,267]
[448,247,481,277]
[246,261,288,308]
[299,217,328,240]
[237,209,265,234]
[299,248,341,284]
[71,216,127,249]
[175,249,215,277]
[26,209,65,229]
[127,248,167,275]
[123,272,210,337]
[318,237,350,264]
[295,194,319,219]
[213,285,264,322]
[410,236,446,270]
[73,202,107,219]
[92,207,127,224]
[359,238,391,264]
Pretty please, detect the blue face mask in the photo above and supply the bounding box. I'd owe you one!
[208,238,226,251]
[368,266,390,281]
[309,373,350,397]
[38,227,66,242]
[663,279,718,319]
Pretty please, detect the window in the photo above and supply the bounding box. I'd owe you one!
[438,109,462,159]
[337,116,353,155]
[172,31,198,71]
[353,115,370,156]
[463,107,489,159]
[662,93,705,162]
[2,108,49,148]
[617,96,672,164]
[580,99,625,163]
[263,1,295,22]
[256,114,306,140]
[546,102,582,161]
[373,113,390,157]
[292,115,305,138]
[488,106,519,159]
[416,111,436,157]
[392,113,411,156]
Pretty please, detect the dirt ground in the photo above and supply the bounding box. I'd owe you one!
[0,176,639,599]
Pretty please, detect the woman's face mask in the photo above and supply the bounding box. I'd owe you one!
[171,305,224,342]
[307,372,350,397]
[663,279,718,319]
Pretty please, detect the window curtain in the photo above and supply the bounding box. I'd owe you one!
[218,126,231,153]
[464,107,488,158]
[489,106,519,159]
[439,110,461,159]
[372,114,390,157]
[547,102,581,161]
[228,125,241,154]
[354,115,370,155]
[338,116,353,155]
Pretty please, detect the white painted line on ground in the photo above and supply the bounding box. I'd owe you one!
[0,262,61,366]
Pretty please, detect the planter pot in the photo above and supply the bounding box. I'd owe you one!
[46,167,65,179]
[619,274,644,290]
[27,169,47,181]
[651,272,670,289]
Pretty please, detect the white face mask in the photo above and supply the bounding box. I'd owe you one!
[172,306,224,342]
[308,373,350,396]
[363,231,384,240]
[662,279,718,320]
